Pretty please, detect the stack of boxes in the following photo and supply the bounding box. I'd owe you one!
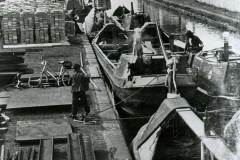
[50,9,65,42]
[93,0,111,9]
[20,11,35,44]
[1,11,20,44]
[35,8,50,43]
[0,0,65,45]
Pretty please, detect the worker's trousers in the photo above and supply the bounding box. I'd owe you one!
[72,91,89,116]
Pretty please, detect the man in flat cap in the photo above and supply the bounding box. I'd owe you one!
[69,64,90,120]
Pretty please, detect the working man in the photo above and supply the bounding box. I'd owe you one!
[69,64,90,120]
[133,28,143,59]
[70,8,82,35]
[185,30,204,66]
[185,30,203,53]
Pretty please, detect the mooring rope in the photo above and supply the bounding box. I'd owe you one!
[88,76,159,117]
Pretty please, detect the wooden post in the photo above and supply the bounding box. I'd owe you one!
[0,145,4,160]
[201,142,205,160]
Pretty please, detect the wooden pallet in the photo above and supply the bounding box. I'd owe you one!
[67,134,95,160]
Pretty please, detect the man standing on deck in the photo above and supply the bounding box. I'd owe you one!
[185,30,204,66]
[133,28,143,59]
[69,64,90,120]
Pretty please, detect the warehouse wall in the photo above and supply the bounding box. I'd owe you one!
[196,0,240,12]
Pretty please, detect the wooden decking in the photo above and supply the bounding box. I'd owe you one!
[2,35,132,160]
[6,87,72,109]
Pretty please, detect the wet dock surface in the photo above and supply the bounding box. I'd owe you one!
[2,35,131,160]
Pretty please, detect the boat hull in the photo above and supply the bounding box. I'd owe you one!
[111,81,196,115]
[93,44,196,115]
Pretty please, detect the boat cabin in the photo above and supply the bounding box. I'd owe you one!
[192,48,240,97]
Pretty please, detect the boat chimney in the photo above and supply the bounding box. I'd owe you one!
[222,32,229,62]
[131,2,134,15]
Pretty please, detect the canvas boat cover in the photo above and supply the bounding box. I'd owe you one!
[137,97,190,147]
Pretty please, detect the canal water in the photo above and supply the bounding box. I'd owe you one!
[111,0,240,53]
[109,0,240,145]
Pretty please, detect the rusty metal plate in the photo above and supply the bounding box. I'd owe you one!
[16,119,72,141]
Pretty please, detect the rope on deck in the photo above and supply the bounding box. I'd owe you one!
[88,76,159,117]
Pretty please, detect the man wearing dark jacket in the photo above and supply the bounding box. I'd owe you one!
[185,30,204,66]
[185,30,203,53]
[69,64,90,120]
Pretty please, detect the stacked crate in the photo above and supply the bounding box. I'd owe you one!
[65,0,85,10]
[50,9,65,43]
[93,0,111,9]
[1,11,20,45]
[1,0,66,45]
[35,8,50,43]
[20,11,35,44]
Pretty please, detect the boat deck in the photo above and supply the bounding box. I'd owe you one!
[2,35,131,160]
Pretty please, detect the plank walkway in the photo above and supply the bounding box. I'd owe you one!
[6,87,72,109]
[72,35,132,160]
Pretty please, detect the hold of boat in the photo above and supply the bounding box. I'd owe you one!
[92,21,196,115]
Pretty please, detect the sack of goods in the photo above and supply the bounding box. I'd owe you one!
[50,9,65,43]
[1,11,20,45]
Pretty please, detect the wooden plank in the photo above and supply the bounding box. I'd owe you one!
[3,42,70,49]
[67,135,72,160]
[6,87,72,109]
[0,92,9,106]
[88,66,101,78]
[0,49,26,56]
[0,64,28,72]
[81,134,96,160]
[39,139,53,160]
[0,72,18,76]
[16,120,72,141]
[68,134,84,160]
[0,145,4,160]
[22,148,31,160]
